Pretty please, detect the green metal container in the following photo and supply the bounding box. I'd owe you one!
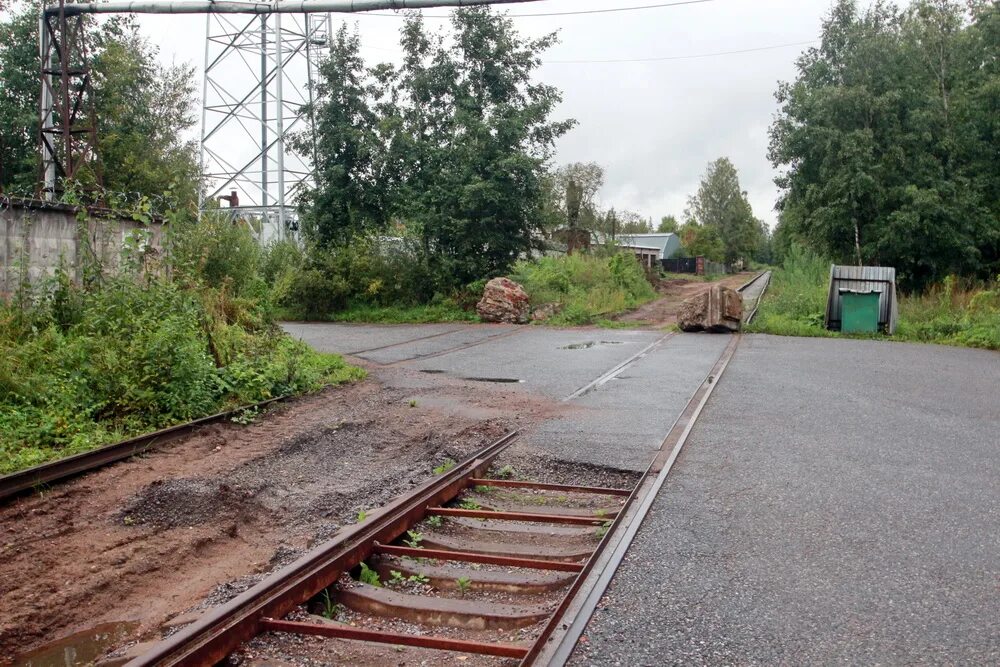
[840,290,880,333]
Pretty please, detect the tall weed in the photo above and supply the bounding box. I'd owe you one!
[510,252,656,325]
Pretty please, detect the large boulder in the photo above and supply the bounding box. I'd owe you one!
[476,277,531,324]
[678,285,742,333]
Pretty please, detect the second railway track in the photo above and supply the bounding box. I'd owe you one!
[121,333,741,667]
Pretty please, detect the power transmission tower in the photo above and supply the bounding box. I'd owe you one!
[199,13,331,241]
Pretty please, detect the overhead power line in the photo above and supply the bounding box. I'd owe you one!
[358,0,717,19]
[543,40,817,64]
[360,38,818,64]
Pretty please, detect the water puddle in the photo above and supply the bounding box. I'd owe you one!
[461,377,523,383]
[561,340,625,350]
[12,621,138,667]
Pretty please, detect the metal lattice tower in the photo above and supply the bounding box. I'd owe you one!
[199,13,331,241]
[38,0,102,197]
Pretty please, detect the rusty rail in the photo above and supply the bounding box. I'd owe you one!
[117,330,744,667]
[0,395,291,503]
[124,430,521,667]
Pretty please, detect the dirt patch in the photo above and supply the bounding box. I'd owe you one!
[617,272,756,327]
[0,368,567,664]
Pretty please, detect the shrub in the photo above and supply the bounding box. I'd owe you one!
[510,252,656,325]
[0,274,363,475]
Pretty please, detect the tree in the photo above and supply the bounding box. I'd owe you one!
[657,215,680,234]
[678,219,724,262]
[371,8,575,288]
[296,25,388,245]
[0,5,199,203]
[769,0,999,290]
[684,157,761,265]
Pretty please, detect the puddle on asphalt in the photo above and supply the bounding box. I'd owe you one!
[13,621,138,667]
[461,377,523,383]
[561,340,625,350]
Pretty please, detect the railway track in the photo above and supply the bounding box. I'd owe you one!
[122,335,741,667]
[736,269,772,324]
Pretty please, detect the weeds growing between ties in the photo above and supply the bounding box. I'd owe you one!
[0,209,363,475]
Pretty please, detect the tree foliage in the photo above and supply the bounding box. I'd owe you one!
[684,157,762,264]
[769,0,999,291]
[0,3,199,202]
[657,215,680,234]
[300,8,574,290]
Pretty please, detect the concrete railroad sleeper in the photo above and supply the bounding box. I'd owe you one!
[120,335,742,667]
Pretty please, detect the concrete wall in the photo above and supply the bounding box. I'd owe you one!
[1,200,164,298]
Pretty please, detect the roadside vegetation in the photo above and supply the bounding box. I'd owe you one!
[747,247,1000,350]
[510,253,656,325]
[0,214,363,476]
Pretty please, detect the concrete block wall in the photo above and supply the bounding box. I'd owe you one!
[0,200,164,299]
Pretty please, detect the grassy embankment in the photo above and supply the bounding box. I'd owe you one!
[509,252,657,326]
[0,218,364,476]
[746,247,1000,350]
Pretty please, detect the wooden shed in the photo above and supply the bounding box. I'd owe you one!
[824,265,899,334]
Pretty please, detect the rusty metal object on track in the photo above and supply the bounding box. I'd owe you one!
[468,478,631,496]
[123,430,520,667]
[375,543,585,572]
[260,618,530,658]
[427,507,612,525]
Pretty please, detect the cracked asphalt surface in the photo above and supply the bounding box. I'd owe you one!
[573,334,1000,665]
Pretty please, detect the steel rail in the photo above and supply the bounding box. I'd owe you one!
[47,0,541,17]
[735,269,768,294]
[743,270,772,325]
[523,334,743,666]
[124,430,520,667]
[0,395,291,503]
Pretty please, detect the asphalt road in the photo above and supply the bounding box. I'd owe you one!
[282,323,728,471]
[573,334,1000,665]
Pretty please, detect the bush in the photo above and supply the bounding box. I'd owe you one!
[748,247,1000,351]
[509,252,656,325]
[744,245,830,337]
[0,274,364,475]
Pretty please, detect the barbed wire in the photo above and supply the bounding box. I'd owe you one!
[0,183,185,222]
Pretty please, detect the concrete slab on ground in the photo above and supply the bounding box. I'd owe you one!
[521,333,731,471]
[282,322,465,355]
[406,327,664,400]
[573,335,1000,665]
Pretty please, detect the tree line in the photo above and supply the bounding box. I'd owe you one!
[549,157,769,267]
[769,0,998,291]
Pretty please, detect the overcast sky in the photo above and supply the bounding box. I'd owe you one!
[134,0,858,228]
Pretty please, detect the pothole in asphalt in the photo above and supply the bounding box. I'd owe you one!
[561,340,625,350]
[419,370,446,374]
[461,377,523,383]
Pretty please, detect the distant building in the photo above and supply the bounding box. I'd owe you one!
[614,233,682,261]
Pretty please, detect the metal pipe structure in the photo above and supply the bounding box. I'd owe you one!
[47,0,540,16]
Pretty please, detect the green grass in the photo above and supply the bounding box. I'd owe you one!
[278,300,478,324]
[746,247,1000,350]
[0,280,365,476]
[509,253,657,326]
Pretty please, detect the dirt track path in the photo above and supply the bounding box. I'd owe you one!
[617,272,755,327]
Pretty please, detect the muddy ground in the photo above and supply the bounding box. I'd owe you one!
[616,271,755,326]
[0,364,586,664]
